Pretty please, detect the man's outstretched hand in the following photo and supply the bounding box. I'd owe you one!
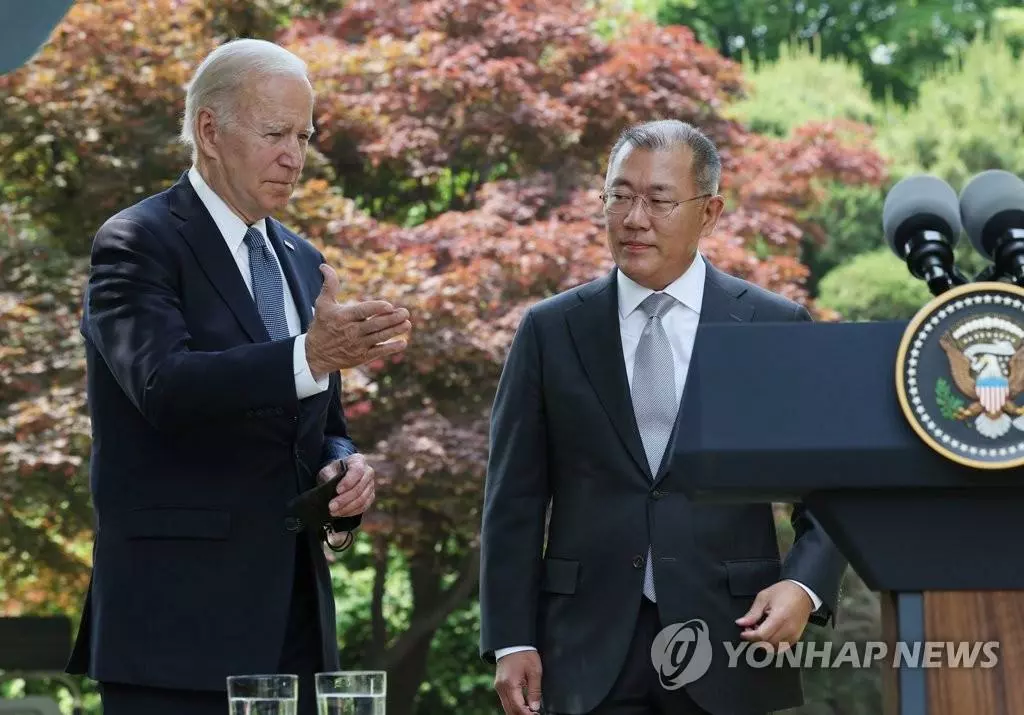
[306,264,411,380]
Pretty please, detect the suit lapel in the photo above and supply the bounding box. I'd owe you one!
[698,263,755,325]
[267,219,312,332]
[169,174,270,343]
[566,269,652,481]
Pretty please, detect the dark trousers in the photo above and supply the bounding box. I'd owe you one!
[101,536,324,715]
[550,597,714,715]
[278,534,324,715]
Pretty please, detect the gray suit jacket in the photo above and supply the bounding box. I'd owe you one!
[479,262,847,715]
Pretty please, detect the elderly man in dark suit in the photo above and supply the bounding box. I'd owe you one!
[65,38,411,715]
[479,120,847,715]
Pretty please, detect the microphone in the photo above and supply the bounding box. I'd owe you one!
[882,174,969,296]
[960,169,1024,287]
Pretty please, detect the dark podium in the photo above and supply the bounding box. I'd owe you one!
[672,319,1024,715]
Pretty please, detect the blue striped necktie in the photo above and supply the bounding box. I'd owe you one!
[243,226,289,341]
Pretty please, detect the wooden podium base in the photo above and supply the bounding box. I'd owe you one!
[880,591,1024,715]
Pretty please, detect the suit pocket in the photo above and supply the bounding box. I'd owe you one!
[540,557,579,595]
[119,507,232,540]
[723,558,781,596]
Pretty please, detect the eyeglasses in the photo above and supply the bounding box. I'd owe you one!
[599,190,712,219]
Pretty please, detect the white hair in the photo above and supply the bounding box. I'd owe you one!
[179,38,311,160]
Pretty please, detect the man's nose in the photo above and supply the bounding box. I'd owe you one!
[279,137,304,169]
[623,199,651,230]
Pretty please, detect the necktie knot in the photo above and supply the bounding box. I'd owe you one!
[639,292,676,320]
[243,226,265,251]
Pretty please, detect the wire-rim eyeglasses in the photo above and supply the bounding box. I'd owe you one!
[599,190,712,219]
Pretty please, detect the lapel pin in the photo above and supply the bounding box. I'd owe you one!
[284,240,295,251]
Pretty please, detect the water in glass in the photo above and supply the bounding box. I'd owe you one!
[317,693,385,715]
[229,697,297,715]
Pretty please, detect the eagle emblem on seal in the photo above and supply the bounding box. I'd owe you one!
[938,316,1024,439]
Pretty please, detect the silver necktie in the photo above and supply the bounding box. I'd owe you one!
[631,292,678,601]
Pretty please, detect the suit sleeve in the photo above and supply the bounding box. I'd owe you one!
[779,301,848,626]
[84,217,297,431]
[479,309,550,663]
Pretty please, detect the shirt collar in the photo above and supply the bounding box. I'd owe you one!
[617,252,706,319]
[187,165,267,252]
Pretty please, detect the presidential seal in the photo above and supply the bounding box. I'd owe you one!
[896,281,1024,469]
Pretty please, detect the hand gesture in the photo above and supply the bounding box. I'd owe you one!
[306,264,411,378]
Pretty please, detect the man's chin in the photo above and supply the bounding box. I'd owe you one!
[262,194,293,214]
[616,255,655,281]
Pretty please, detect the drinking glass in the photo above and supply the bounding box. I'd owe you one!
[315,671,386,715]
[227,673,298,715]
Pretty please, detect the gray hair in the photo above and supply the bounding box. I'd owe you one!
[606,120,721,195]
[179,38,311,160]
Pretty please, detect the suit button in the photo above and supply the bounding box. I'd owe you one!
[284,517,303,533]
[632,555,644,569]
[651,489,664,500]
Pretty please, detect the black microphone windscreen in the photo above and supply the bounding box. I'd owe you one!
[0,0,74,74]
[882,175,961,256]
[959,169,1024,259]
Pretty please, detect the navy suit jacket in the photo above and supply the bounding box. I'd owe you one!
[67,172,359,691]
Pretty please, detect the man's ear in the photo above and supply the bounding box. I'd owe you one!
[702,195,726,237]
[194,107,222,163]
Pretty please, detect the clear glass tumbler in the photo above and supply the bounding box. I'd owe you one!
[315,670,386,715]
[227,673,298,715]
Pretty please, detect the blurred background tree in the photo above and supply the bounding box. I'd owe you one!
[875,30,1024,188]
[816,248,935,322]
[654,0,1009,104]
[733,20,1019,321]
[727,38,881,137]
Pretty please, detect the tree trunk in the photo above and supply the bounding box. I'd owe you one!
[383,623,434,715]
[369,534,389,664]
[380,541,481,715]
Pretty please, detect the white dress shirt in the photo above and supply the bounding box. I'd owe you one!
[187,166,328,400]
[494,254,820,661]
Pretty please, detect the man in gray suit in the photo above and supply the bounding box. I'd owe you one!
[479,120,847,715]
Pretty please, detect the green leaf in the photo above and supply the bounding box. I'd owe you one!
[936,377,966,420]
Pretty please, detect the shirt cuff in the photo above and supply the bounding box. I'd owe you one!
[787,579,823,611]
[495,646,536,660]
[294,333,330,399]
